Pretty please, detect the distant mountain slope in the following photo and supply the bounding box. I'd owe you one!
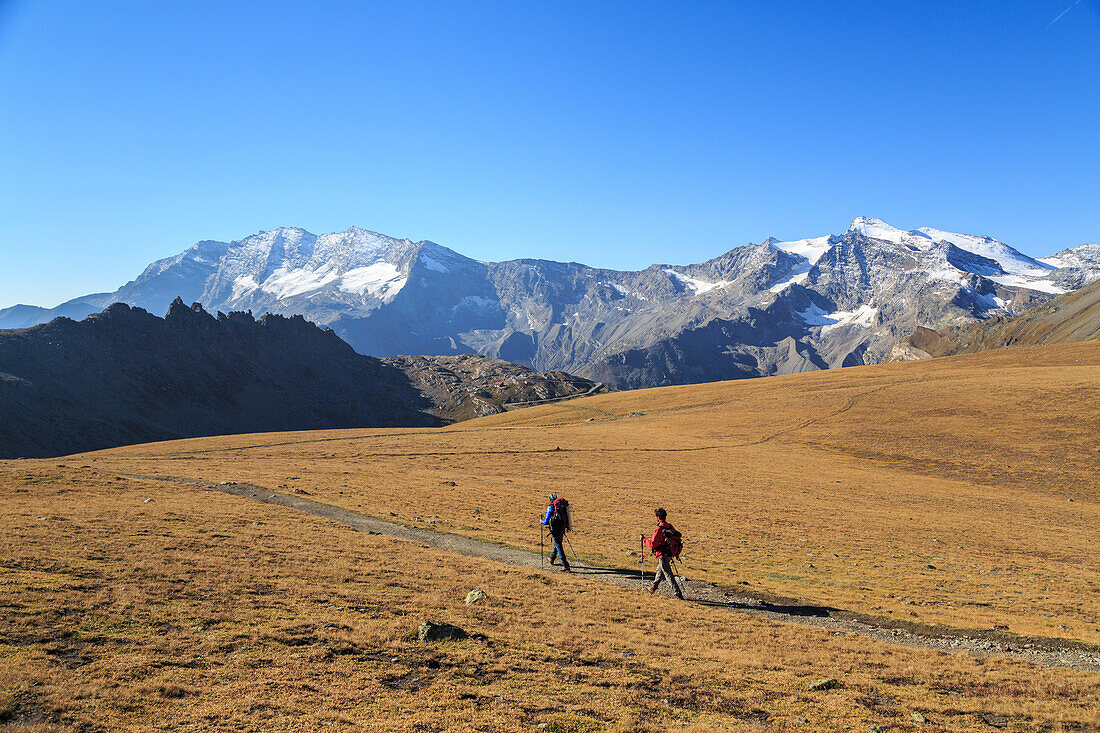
[901,278,1100,358]
[0,299,440,458]
[9,219,1099,388]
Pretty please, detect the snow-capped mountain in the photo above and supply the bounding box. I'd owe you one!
[5,218,1098,388]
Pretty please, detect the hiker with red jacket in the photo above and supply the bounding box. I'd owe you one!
[642,507,684,599]
[541,493,571,572]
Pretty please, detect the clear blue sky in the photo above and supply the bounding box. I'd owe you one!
[1,0,1098,308]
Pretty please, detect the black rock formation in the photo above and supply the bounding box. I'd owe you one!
[0,298,439,458]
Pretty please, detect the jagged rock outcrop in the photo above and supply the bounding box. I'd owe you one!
[383,354,608,422]
[0,299,439,458]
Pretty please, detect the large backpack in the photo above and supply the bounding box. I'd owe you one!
[548,498,570,535]
[661,524,683,558]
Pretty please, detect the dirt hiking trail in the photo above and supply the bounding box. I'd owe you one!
[121,472,1100,673]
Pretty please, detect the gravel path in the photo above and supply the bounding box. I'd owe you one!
[122,473,1100,672]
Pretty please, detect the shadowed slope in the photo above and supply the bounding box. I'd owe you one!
[0,299,438,458]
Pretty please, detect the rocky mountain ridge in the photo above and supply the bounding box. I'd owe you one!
[0,299,606,458]
[4,218,1098,388]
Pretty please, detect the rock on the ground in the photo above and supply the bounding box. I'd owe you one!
[808,677,841,691]
[417,621,467,642]
[464,589,487,605]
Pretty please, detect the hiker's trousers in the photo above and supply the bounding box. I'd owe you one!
[549,534,569,569]
[652,557,682,596]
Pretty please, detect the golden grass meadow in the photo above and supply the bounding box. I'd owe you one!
[2,341,1098,731]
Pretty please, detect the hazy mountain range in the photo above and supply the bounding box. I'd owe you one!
[3,218,1098,388]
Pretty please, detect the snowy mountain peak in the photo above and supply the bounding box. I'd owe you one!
[844,215,932,246]
[847,216,908,240]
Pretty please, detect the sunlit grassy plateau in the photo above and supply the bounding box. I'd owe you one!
[2,342,1098,730]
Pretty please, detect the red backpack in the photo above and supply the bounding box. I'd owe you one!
[549,498,570,534]
[661,524,683,558]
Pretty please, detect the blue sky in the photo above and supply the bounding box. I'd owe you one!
[1,1,1098,308]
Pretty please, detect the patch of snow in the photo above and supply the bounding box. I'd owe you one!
[261,266,341,299]
[975,291,1009,314]
[1038,255,1065,268]
[339,263,408,300]
[799,303,878,334]
[986,275,1066,294]
[231,275,259,300]
[927,266,969,285]
[451,295,498,314]
[420,254,449,273]
[767,235,833,264]
[663,268,732,295]
[770,264,812,293]
[600,281,630,296]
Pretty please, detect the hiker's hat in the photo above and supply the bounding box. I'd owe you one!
[548,493,557,501]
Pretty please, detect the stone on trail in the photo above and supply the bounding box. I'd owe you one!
[808,677,841,691]
[911,712,928,723]
[417,621,467,642]
[464,589,487,605]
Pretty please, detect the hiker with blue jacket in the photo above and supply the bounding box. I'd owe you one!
[643,507,684,599]
[541,493,571,572]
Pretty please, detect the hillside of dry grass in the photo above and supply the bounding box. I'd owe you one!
[63,341,1100,644]
[2,466,1098,731]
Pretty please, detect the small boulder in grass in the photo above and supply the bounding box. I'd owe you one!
[464,589,487,605]
[417,621,467,642]
[808,677,841,691]
[911,712,928,724]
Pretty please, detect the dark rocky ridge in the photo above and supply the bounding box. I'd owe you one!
[0,299,440,459]
[0,300,609,459]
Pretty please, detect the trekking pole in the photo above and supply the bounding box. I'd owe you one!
[540,524,545,570]
[640,535,645,590]
[675,557,687,601]
[565,535,582,570]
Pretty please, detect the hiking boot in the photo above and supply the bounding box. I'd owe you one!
[648,583,658,594]
[560,566,571,573]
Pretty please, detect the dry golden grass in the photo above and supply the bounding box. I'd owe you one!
[1,466,1098,731]
[76,341,1100,647]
